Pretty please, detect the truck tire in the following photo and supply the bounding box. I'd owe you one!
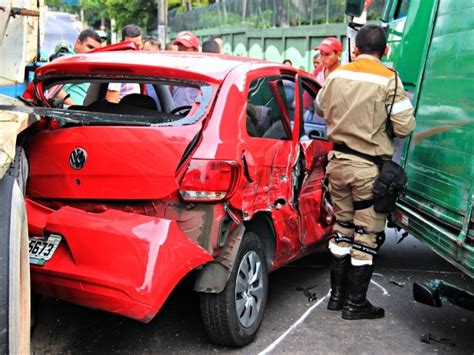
[0,148,30,354]
[200,232,268,347]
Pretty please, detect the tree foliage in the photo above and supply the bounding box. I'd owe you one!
[80,0,213,34]
[45,0,64,7]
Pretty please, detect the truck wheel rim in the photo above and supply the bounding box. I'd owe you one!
[235,250,264,328]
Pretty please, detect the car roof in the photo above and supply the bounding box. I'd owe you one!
[36,51,291,84]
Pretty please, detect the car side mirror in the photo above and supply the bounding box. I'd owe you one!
[345,0,365,17]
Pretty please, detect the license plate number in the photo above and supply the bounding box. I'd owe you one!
[29,234,62,265]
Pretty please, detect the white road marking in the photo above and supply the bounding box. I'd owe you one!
[260,278,389,353]
[259,291,330,354]
[370,279,389,296]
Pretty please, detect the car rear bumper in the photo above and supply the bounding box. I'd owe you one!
[26,198,213,322]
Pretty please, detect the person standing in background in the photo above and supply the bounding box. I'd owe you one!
[313,37,342,86]
[95,30,108,47]
[165,42,178,51]
[173,31,200,52]
[121,24,144,49]
[106,25,143,103]
[53,30,101,106]
[171,32,201,107]
[202,38,221,53]
[209,34,225,54]
[143,36,161,51]
[312,50,321,71]
[142,36,162,109]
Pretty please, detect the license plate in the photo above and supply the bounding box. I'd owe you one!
[29,234,62,266]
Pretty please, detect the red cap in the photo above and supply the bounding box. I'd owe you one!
[173,31,200,50]
[316,37,342,54]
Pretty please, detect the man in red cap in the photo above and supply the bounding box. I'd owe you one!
[313,36,343,86]
[304,37,343,125]
[171,31,200,106]
[173,31,200,52]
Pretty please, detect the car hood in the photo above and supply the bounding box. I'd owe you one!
[26,125,200,199]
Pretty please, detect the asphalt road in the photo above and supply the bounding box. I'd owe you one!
[31,229,473,354]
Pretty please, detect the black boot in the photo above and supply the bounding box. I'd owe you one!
[327,254,350,310]
[342,264,384,320]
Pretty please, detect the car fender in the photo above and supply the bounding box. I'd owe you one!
[194,224,245,293]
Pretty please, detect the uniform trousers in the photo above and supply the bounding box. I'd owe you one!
[326,155,388,265]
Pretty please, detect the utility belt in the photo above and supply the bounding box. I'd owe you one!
[332,143,407,213]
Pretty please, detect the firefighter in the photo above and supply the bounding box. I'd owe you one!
[316,25,415,320]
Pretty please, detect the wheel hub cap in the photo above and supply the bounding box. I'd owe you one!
[235,250,264,328]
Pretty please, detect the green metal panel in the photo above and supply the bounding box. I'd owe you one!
[264,38,284,63]
[423,54,474,83]
[284,37,308,70]
[403,0,474,229]
[172,23,346,72]
[437,0,474,15]
[385,0,438,88]
[248,37,264,59]
[231,32,248,57]
[387,0,474,277]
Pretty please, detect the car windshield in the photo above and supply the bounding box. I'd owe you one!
[37,77,213,127]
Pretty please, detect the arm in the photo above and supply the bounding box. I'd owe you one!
[314,88,325,118]
[106,83,121,103]
[55,89,76,106]
[105,90,120,103]
[387,75,416,138]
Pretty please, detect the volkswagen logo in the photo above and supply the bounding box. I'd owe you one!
[69,148,87,170]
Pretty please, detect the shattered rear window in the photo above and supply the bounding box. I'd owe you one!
[38,77,213,126]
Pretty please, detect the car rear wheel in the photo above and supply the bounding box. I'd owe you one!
[200,232,268,347]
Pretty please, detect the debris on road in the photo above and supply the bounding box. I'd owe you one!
[420,333,455,347]
[296,285,317,302]
[389,280,405,287]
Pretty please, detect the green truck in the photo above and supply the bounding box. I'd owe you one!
[346,0,473,305]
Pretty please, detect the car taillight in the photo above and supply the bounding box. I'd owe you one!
[179,159,239,201]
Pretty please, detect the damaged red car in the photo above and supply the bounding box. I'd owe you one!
[21,50,334,347]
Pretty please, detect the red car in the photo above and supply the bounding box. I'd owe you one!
[22,50,333,346]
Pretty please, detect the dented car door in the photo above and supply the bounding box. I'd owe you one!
[240,69,302,266]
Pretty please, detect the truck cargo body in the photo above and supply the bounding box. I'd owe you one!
[383,0,473,278]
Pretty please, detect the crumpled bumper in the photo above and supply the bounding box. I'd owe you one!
[26,198,213,322]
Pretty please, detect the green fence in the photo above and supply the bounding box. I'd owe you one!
[168,0,385,32]
[167,0,387,72]
[172,23,346,73]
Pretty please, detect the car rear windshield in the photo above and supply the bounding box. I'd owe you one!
[38,77,213,126]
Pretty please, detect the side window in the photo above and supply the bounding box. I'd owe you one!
[246,76,291,140]
[145,83,162,111]
[300,78,327,139]
[281,78,295,122]
[395,0,410,20]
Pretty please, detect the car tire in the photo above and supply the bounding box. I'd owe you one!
[200,232,268,347]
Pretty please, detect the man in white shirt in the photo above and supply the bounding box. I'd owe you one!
[105,25,143,103]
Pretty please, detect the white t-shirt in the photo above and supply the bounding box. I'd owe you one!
[108,83,140,99]
[315,69,326,87]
